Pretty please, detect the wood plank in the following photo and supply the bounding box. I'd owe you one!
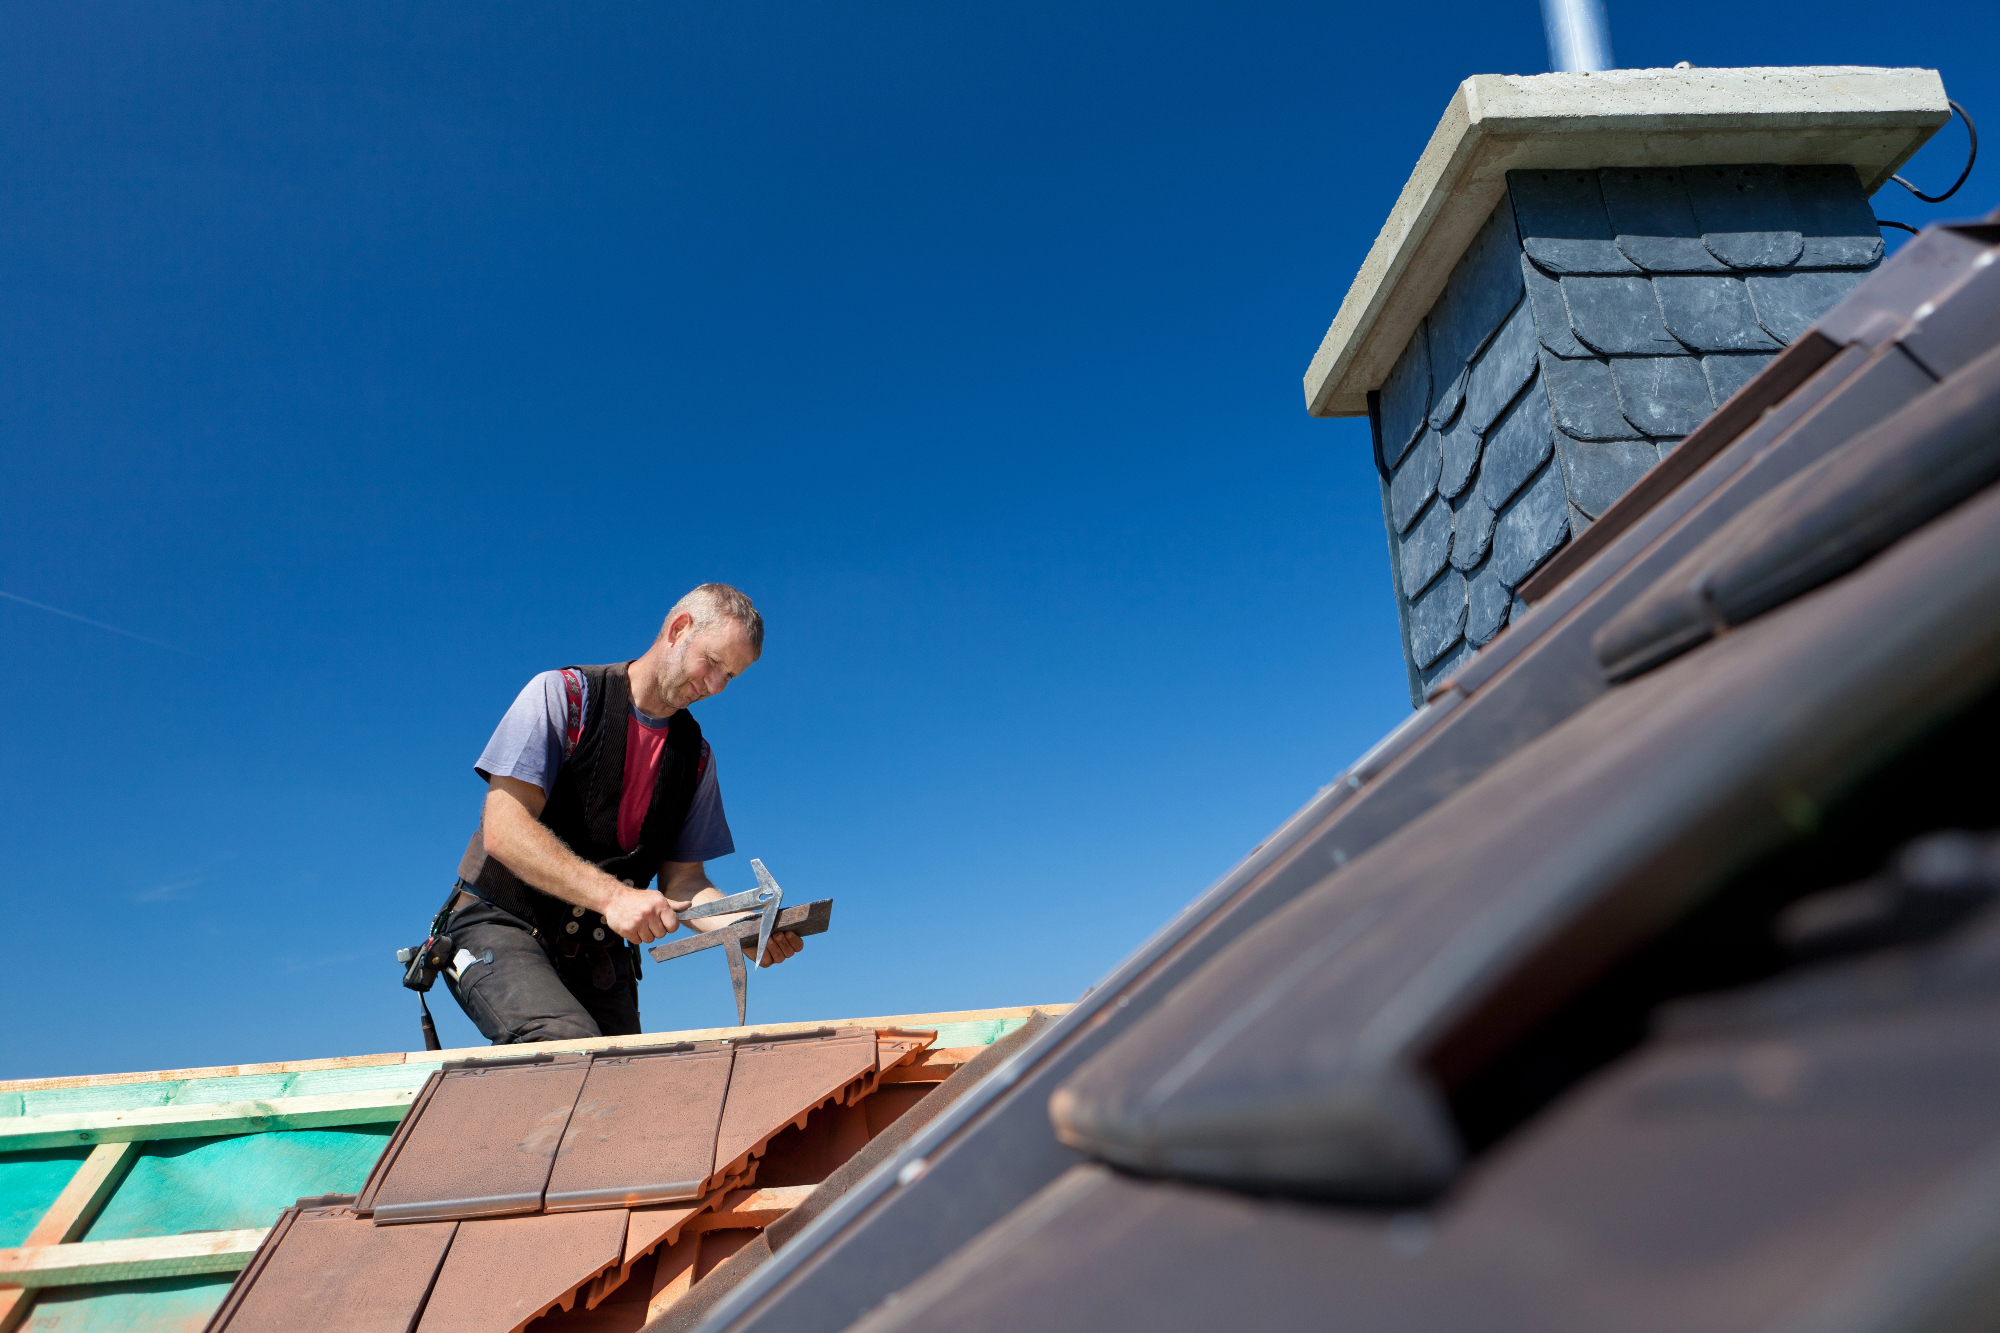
[0,1228,269,1288]
[684,1185,814,1234]
[0,1287,30,1333]
[0,1051,409,1095]
[646,1233,701,1319]
[0,1006,1069,1096]
[876,1047,983,1083]
[22,1142,139,1246]
[0,1089,417,1151]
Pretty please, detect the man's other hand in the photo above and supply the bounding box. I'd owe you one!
[758,930,804,966]
[605,887,692,944]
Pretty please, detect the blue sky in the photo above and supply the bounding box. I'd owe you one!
[1,1,1988,1078]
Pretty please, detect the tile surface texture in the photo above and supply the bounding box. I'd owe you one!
[714,1033,881,1176]
[1372,160,1882,701]
[208,1205,455,1333]
[417,1209,628,1333]
[370,1056,592,1224]
[544,1046,734,1212]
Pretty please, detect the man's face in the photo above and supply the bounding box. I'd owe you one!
[657,616,758,711]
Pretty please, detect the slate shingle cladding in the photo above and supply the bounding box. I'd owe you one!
[1374,163,1883,703]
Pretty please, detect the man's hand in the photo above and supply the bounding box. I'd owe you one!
[603,887,693,945]
[758,931,804,966]
[659,862,805,964]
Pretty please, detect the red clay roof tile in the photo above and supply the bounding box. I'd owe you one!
[369,1055,592,1224]
[713,1032,879,1176]
[206,1203,455,1333]
[417,1209,626,1333]
[546,1045,735,1213]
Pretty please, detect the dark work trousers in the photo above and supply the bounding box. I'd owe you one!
[441,896,642,1044]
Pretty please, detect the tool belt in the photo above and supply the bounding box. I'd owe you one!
[453,880,642,990]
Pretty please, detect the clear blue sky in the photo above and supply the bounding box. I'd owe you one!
[1,0,1987,1078]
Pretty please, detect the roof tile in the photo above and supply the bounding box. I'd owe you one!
[1437,410,1482,502]
[1600,166,1729,273]
[1561,276,1682,356]
[1407,570,1468,669]
[1700,351,1778,407]
[207,1204,454,1333]
[1399,499,1453,598]
[1428,204,1526,381]
[1521,255,1593,357]
[1611,355,1714,437]
[1378,323,1433,466]
[1686,164,1806,270]
[1449,492,1497,572]
[713,1032,881,1181]
[416,1208,626,1333]
[1782,163,1885,269]
[1465,563,1512,646]
[1490,460,1571,587]
[1652,276,1782,352]
[1387,429,1442,532]
[1748,269,1872,344]
[1538,350,1637,442]
[1555,433,1660,520]
[366,1056,591,1224]
[1477,388,1556,509]
[544,1045,734,1213]
[1463,300,1540,435]
[1508,169,1636,276]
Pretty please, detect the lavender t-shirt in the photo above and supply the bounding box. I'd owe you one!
[474,670,736,863]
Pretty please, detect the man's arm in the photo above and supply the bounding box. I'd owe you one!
[661,860,804,966]
[481,776,687,944]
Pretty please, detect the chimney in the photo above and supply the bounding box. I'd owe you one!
[1304,67,1951,705]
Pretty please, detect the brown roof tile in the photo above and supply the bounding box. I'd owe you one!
[546,1045,735,1213]
[206,1203,455,1333]
[713,1032,880,1177]
[416,1208,627,1333]
[873,1033,936,1073]
[367,1054,592,1224]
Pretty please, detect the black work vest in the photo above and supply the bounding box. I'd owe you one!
[457,662,705,940]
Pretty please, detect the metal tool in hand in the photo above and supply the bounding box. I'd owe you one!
[676,858,785,971]
[651,859,833,1026]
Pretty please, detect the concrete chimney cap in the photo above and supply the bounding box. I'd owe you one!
[1303,66,1950,419]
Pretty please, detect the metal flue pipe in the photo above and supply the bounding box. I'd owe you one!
[1540,0,1615,71]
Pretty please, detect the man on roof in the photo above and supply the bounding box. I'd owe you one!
[440,582,802,1044]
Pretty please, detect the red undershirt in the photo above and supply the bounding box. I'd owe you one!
[617,709,673,851]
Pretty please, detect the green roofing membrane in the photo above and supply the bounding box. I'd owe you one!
[925,1017,1023,1047]
[0,1147,89,1246]
[21,1274,235,1332]
[83,1126,395,1240]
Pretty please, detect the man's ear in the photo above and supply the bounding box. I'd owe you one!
[664,611,695,645]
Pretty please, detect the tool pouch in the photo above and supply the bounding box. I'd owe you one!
[397,885,463,994]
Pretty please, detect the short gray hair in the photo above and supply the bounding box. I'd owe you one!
[661,583,764,655]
